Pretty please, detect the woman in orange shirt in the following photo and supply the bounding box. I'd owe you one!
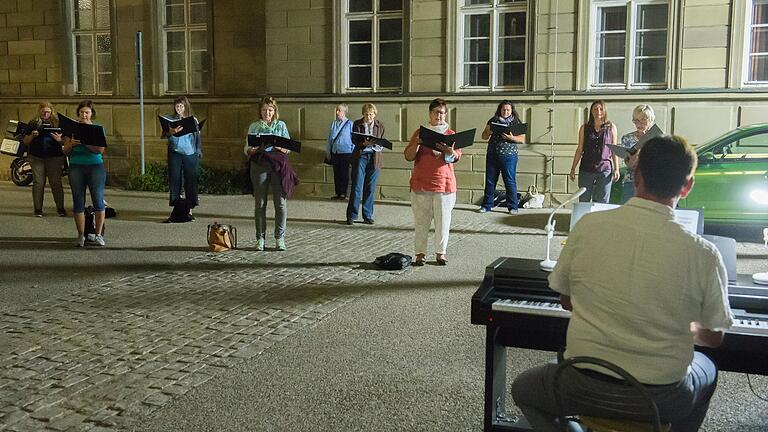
[404,98,461,266]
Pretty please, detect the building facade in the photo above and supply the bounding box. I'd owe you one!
[0,0,766,204]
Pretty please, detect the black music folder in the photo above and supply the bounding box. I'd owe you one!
[40,127,62,137]
[607,144,632,159]
[419,127,476,150]
[490,122,528,136]
[247,134,301,153]
[351,132,393,149]
[608,124,665,159]
[636,124,664,147]
[58,113,107,147]
[158,115,203,137]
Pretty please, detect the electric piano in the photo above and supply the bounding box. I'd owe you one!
[471,257,768,432]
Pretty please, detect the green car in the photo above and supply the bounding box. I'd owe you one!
[611,124,768,226]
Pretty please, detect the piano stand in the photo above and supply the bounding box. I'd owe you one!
[485,325,533,432]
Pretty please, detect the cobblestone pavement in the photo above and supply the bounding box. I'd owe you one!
[0,215,496,432]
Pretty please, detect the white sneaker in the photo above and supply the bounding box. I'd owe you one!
[93,235,106,247]
[76,235,85,248]
[86,233,96,243]
[477,207,490,213]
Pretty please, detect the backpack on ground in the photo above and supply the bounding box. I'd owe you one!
[373,253,412,270]
[166,199,193,223]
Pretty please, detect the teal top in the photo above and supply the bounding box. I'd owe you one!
[69,124,105,165]
[243,119,290,156]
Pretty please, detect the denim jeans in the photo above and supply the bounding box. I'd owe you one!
[250,159,287,240]
[481,151,519,211]
[346,152,379,221]
[168,151,199,207]
[622,181,636,204]
[29,155,65,212]
[331,152,352,197]
[578,169,612,203]
[68,163,106,213]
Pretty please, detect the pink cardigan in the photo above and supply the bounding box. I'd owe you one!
[408,128,461,193]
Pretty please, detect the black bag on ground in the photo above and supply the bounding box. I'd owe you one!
[84,206,105,236]
[165,199,193,223]
[492,190,524,208]
[373,253,412,270]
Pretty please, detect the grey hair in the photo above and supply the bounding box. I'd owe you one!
[633,104,655,124]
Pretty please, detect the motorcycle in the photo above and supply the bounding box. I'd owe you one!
[1,120,32,186]
[2,119,66,187]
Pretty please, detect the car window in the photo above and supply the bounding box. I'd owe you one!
[733,132,768,158]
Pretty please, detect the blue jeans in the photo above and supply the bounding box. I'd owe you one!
[481,151,519,211]
[168,151,199,207]
[578,169,612,203]
[622,181,635,204]
[346,152,379,221]
[512,352,718,432]
[250,159,287,240]
[68,163,106,213]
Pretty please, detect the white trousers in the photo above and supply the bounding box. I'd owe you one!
[410,191,456,255]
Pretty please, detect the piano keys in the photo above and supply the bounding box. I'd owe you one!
[471,257,768,432]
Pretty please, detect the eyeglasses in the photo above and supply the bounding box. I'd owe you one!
[632,118,648,125]
[431,110,447,115]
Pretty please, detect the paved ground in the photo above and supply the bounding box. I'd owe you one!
[0,181,766,431]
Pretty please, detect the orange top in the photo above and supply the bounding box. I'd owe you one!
[408,128,461,193]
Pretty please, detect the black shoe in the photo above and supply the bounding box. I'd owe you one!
[363,219,374,225]
[34,210,43,218]
[57,208,67,217]
[346,219,354,225]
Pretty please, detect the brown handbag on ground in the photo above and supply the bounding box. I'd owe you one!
[207,222,237,252]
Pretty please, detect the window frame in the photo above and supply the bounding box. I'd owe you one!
[453,0,531,92]
[336,0,407,93]
[582,0,673,90]
[157,0,212,95]
[67,0,116,96]
[742,0,768,86]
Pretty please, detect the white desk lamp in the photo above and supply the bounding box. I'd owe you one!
[753,228,768,285]
[540,187,587,272]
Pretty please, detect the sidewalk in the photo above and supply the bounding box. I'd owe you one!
[0,182,765,432]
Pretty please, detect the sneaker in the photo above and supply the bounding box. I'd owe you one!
[57,208,67,217]
[93,235,106,247]
[508,209,519,215]
[256,238,265,251]
[363,219,375,225]
[477,207,489,213]
[345,219,354,225]
[34,210,43,217]
[276,238,286,251]
[86,233,96,243]
[76,235,85,248]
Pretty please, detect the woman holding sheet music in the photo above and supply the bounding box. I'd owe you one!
[478,100,525,214]
[620,104,655,203]
[404,98,461,266]
[568,100,619,203]
[244,96,298,252]
[346,103,384,225]
[22,101,65,217]
[61,100,107,247]
[162,96,202,217]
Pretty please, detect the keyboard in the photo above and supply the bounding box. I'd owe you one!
[492,299,571,319]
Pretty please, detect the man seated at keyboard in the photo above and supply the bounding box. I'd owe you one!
[511,135,733,432]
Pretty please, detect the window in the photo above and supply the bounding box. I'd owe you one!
[71,0,113,94]
[591,0,669,88]
[162,0,209,93]
[342,0,404,92]
[456,0,528,91]
[746,0,768,83]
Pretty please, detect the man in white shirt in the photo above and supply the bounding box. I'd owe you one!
[511,135,733,432]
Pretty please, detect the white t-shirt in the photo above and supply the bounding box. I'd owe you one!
[549,197,733,384]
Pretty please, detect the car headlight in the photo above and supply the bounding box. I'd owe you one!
[750,189,768,205]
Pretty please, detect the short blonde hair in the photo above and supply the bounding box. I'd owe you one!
[337,103,348,113]
[259,96,279,122]
[632,104,655,125]
[361,103,377,116]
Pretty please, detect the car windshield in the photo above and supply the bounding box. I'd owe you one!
[696,129,747,154]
